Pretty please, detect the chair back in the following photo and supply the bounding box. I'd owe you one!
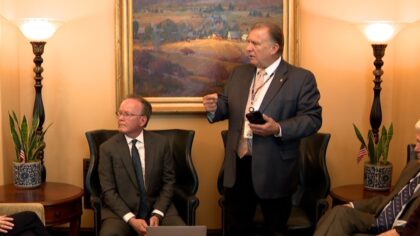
[151,129,198,195]
[292,133,331,220]
[407,144,416,163]
[85,129,119,208]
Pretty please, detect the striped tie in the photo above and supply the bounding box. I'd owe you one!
[237,70,267,158]
[371,173,420,233]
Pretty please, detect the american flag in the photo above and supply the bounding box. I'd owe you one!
[357,145,368,163]
[19,149,25,163]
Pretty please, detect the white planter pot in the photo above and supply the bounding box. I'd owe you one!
[364,162,392,191]
[13,161,42,188]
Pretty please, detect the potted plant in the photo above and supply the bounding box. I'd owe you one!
[9,111,50,188]
[353,123,393,191]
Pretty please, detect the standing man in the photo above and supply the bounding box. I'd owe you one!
[314,119,420,236]
[203,22,322,236]
[99,96,184,236]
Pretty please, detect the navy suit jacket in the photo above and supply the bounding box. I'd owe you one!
[98,131,176,220]
[211,60,322,198]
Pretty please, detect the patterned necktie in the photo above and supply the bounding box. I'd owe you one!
[237,70,267,159]
[371,173,420,233]
[131,139,148,218]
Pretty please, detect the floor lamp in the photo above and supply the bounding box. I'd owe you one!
[17,18,60,182]
[361,22,396,143]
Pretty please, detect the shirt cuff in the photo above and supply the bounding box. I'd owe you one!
[123,212,136,223]
[274,123,282,137]
[393,220,407,228]
[152,209,164,218]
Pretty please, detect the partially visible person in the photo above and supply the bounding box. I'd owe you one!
[0,211,49,236]
[203,21,322,236]
[314,119,420,236]
[99,95,184,236]
[399,204,420,235]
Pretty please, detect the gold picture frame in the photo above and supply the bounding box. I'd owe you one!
[116,0,299,112]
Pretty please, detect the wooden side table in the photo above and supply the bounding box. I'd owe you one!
[330,184,391,206]
[0,182,83,236]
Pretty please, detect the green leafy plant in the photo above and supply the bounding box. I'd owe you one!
[8,111,51,163]
[353,123,393,165]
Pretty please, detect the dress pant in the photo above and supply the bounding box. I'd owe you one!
[314,205,376,236]
[100,212,185,236]
[224,155,292,236]
[1,211,49,236]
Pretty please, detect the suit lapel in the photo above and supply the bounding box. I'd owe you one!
[380,162,420,212]
[116,133,138,188]
[238,66,256,114]
[259,61,288,113]
[143,130,153,191]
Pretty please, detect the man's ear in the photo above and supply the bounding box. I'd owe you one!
[138,116,148,127]
[271,43,280,55]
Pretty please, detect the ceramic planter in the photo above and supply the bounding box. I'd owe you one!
[13,161,42,188]
[364,162,392,191]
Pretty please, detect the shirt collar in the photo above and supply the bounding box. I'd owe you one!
[258,56,282,78]
[125,131,144,145]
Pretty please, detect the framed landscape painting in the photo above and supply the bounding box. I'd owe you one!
[116,0,298,112]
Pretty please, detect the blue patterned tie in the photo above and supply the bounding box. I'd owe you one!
[131,139,148,218]
[371,173,420,233]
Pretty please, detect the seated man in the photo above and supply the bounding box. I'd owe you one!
[314,119,420,236]
[98,95,184,236]
[0,211,49,236]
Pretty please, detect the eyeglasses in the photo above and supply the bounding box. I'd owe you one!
[115,111,143,117]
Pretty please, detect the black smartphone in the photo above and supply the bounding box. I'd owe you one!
[246,111,266,124]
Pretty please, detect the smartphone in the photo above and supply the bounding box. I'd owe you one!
[246,111,266,124]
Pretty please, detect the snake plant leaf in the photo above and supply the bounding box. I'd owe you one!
[353,124,367,147]
[382,123,393,164]
[377,130,384,164]
[368,130,375,164]
[387,123,393,141]
[8,112,21,161]
[21,116,28,154]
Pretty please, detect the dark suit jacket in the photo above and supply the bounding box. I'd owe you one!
[212,60,322,198]
[402,203,420,235]
[353,160,420,223]
[98,131,176,220]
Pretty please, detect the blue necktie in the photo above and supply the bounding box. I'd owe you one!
[131,139,147,218]
[371,173,420,233]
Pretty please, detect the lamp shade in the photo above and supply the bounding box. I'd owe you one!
[16,18,61,41]
[362,22,396,44]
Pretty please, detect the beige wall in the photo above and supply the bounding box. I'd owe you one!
[1,0,420,230]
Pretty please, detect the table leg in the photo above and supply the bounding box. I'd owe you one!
[69,216,81,236]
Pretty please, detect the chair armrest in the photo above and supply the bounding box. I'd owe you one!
[0,203,45,225]
[90,195,102,236]
[172,188,199,225]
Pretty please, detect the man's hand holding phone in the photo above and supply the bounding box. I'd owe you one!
[246,112,280,137]
[246,111,266,124]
